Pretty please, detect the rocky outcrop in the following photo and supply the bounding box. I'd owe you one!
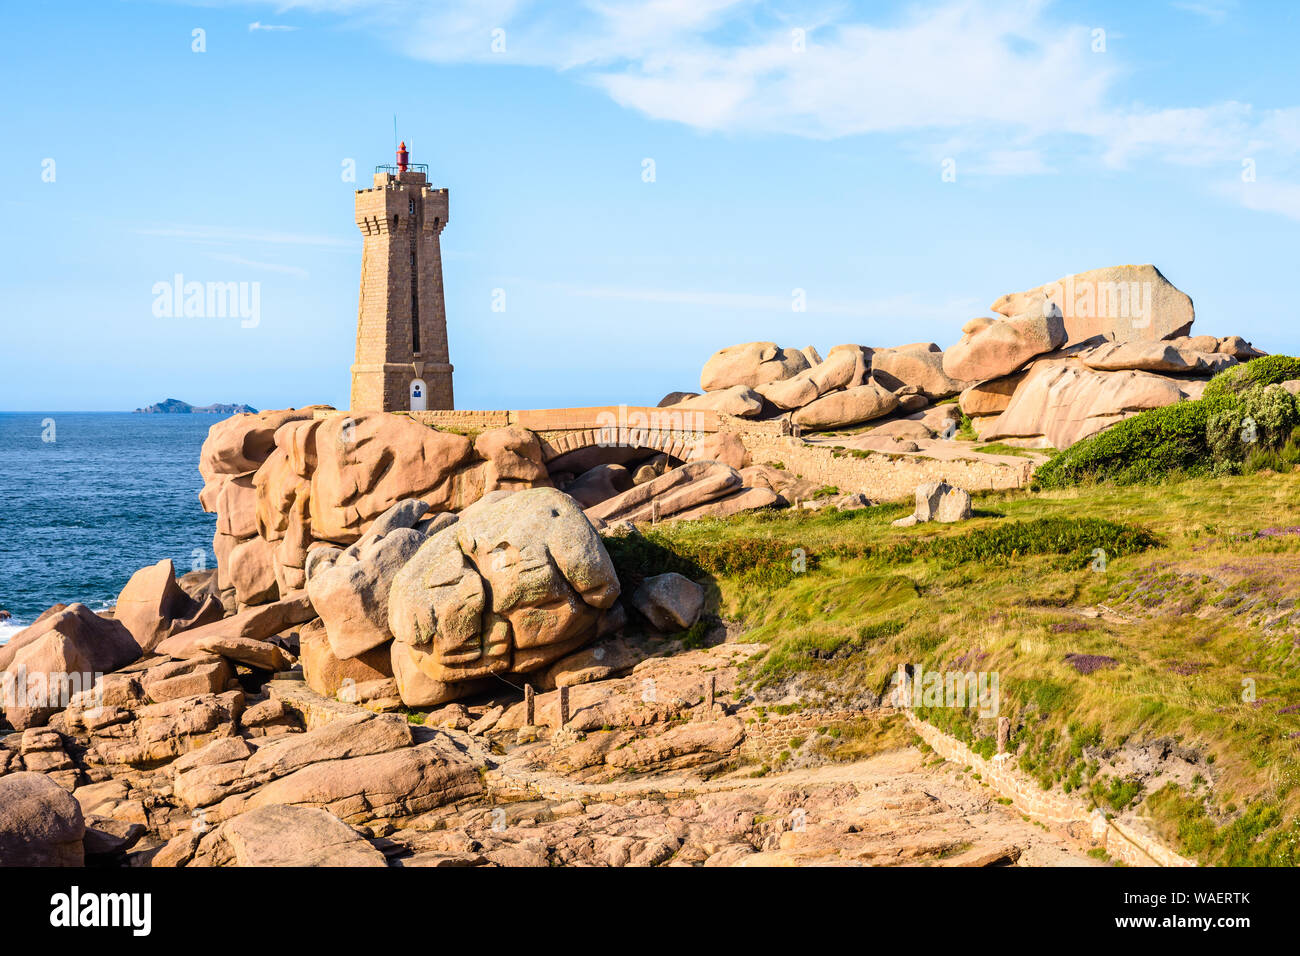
[0,772,85,866]
[979,359,1202,449]
[792,382,899,429]
[990,264,1194,345]
[113,559,222,653]
[306,500,432,660]
[0,604,142,730]
[387,488,620,705]
[631,573,705,632]
[586,461,743,524]
[672,385,764,418]
[1076,338,1237,374]
[700,342,810,391]
[200,410,551,611]
[872,343,966,400]
[943,312,1067,383]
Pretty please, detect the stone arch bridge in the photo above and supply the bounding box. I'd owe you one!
[409,405,782,463]
[401,404,1029,501]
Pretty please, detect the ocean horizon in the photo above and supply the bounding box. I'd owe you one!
[0,411,220,643]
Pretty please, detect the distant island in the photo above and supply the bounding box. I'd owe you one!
[134,399,258,414]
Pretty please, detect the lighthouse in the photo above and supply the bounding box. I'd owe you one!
[349,143,454,412]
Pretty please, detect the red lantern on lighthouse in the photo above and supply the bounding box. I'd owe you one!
[396,141,409,173]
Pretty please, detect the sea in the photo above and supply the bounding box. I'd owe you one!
[0,412,218,643]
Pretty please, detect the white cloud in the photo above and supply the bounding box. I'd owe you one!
[249,21,299,32]
[1170,0,1237,22]
[207,253,311,278]
[174,0,1300,203]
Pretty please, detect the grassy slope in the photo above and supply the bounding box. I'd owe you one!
[617,473,1300,865]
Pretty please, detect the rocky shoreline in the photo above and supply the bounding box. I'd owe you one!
[1,263,1268,867]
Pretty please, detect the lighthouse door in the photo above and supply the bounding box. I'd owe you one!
[409,379,427,411]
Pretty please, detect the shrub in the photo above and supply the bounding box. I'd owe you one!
[882,516,1158,569]
[1205,384,1300,467]
[1202,354,1300,401]
[1033,397,1221,488]
[1034,360,1300,488]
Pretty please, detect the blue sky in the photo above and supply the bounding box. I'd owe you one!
[2,0,1298,412]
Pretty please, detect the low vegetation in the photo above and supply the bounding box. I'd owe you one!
[629,470,1300,866]
[1035,356,1300,489]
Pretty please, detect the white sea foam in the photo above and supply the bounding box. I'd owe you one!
[0,619,27,646]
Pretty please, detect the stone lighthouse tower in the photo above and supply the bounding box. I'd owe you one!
[350,142,454,412]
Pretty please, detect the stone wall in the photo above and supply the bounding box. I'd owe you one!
[738,433,1033,503]
[906,713,1195,868]
[407,409,513,430]
[739,709,886,762]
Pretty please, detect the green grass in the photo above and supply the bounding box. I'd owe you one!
[625,470,1300,866]
[976,442,1051,458]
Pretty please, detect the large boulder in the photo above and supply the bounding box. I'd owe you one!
[306,499,431,660]
[0,773,85,867]
[792,382,898,430]
[308,414,475,544]
[235,739,484,823]
[943,312,1066,383]
[891,482,973,527]
[0,604,142,730]
[753,375,820,410]
[980,359,1199,448]
[387,488,620,701]
[113,559,222,653]
[155,593,314,670]
[1076,339,1236,375]
[586,461,744,524]
[298,620,394,699]
[685,433,750,471]
[672,385,764,418]
[472,426,551,490]
[817,345,872,390]
[959,371,1029,417]
[563,464,634,509]
[184,804,387,867]
[752,344,871,410]
[700,342,810,391]
[990,264,1194,345]
[631,573,705,631]
[871,343,966,400]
